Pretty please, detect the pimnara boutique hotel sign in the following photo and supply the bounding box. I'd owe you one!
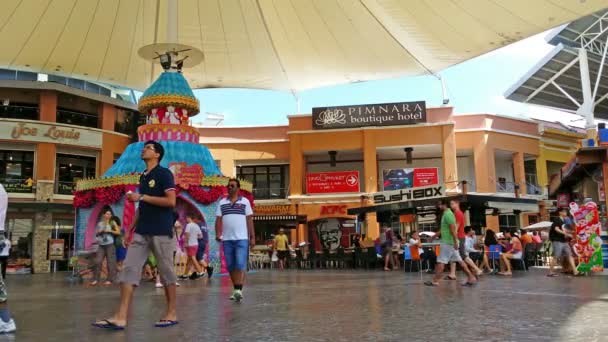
[312,101,426,130]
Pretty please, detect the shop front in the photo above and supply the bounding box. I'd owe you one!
[252,204,306,245]
[348,184,540,238]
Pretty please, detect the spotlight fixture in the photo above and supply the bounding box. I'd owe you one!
[159,53,172,71]
[404,147,413,164]
[328,150,337,167]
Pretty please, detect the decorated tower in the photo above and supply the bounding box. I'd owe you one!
[73,49,253,273]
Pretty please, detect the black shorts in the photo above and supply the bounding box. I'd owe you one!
[277,250,289,260]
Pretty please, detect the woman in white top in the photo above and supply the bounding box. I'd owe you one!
[0,232,10,278]
[91,208,120,286]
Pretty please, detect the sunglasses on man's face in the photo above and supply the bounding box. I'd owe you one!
[227,184,237,189]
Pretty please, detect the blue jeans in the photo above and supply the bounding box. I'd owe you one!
[223,240,249,272]
[196,239,207,261]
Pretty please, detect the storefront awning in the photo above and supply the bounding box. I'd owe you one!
[253,215,307,224]
[548,147,607,196]
[347,194,539,215]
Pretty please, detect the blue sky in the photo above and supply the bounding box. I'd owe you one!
[189,30,580,127]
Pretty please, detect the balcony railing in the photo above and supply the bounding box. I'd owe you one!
[56,181,76,195]
[57,109,98,128]
[0,177,34,193]
[526,183,543,195]
[496,182,515,193]
[0,105,39,120]
[252,187,287,200]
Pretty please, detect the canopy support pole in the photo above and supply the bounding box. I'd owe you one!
[167,0,178,43]
[577,48,595,139]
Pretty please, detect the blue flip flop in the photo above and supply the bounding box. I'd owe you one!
[155,320,179,328]
[92,319,125,330]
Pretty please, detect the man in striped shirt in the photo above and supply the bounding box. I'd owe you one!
[215,178,255,302]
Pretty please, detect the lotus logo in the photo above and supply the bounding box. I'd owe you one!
[315,109,346,126]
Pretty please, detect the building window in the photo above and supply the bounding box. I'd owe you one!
[236,165,288,200]
[114,109,138,135]
[56,108,98,128]
[113,153,121,164]
[0,150,34,193]
[0,102,39,120]
[56,154,96,194]
[498,214,518,232]
[527,215,539,225]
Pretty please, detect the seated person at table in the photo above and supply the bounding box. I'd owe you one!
[351,234,362,248]
[409,231,436,272]
[498,230,522,276]
[531,231,542,244]
[464,227,483,264]
[520,230,533,246]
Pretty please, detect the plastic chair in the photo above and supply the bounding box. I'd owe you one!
[488,245,502,271]
[409,246,422,273]
[322,248,331,269]
[353,247,363,269]
[365,247,377,269]
[336,247,347,269]
[403,246,412,272]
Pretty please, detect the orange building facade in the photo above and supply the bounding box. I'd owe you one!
[0,78,138,273]
[199,104,564,249]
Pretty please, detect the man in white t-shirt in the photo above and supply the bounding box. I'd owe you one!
[0,233,10,278]
[182,214,203,280]
[215,179,254,303]
[0,184,15,333]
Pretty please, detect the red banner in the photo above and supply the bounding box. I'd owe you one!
[306,171,359,194]
[413,168,439,187]
[168,162,204,189]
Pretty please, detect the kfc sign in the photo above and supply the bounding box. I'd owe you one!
[306,171,359,194]
[320,205,348,216]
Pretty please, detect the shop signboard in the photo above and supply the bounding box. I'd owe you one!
[312,101,426,130]
[382,167,439,190]
[48,239,65,260]
[0,119,102,148]
[254,205,291,215]
[372,184,443,205]
[306,171,359,194]
[570,201,604,273]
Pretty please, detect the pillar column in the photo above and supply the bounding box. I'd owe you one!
[39,91,57,122]
[36,143,56,200]
[363,131,377,193]
[441,125,458,191]
[512,152,526,195]
[362,131,379,238]
[33,212,52,273]
[473,133,495,193]
[536,156,548,196]
[99,103,116,131]
[289,135,304,196]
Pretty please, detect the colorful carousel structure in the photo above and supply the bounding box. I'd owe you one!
[73,55,253,274]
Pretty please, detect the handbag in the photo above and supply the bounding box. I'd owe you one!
[271,251,278,262]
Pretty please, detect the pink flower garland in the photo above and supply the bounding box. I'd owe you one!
[73,184,254,208]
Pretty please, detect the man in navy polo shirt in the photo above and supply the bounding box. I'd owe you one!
[94,140,178,330]
[215,178,255,303]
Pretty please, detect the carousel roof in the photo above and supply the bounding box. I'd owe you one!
[0,0,605,91]
[103,141,221,178]
[138,72,200,114]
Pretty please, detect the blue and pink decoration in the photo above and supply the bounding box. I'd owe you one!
[73,70,253,274]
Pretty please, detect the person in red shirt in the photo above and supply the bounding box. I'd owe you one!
[447,199,482,279]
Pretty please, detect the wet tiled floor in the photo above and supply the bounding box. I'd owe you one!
[3,269,608,341]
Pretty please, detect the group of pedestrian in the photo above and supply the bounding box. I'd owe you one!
[93,141,254,331]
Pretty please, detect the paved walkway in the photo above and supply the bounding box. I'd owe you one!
[3,269,608,341]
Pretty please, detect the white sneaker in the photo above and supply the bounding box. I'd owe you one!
[0,319,16,334]
[233,289,243,303]
[155,282,163,288]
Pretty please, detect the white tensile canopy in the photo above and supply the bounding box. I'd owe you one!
[0,0,606,91]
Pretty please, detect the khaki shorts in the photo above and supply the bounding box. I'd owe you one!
[437,243,463,264]
[119,233,177,286]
